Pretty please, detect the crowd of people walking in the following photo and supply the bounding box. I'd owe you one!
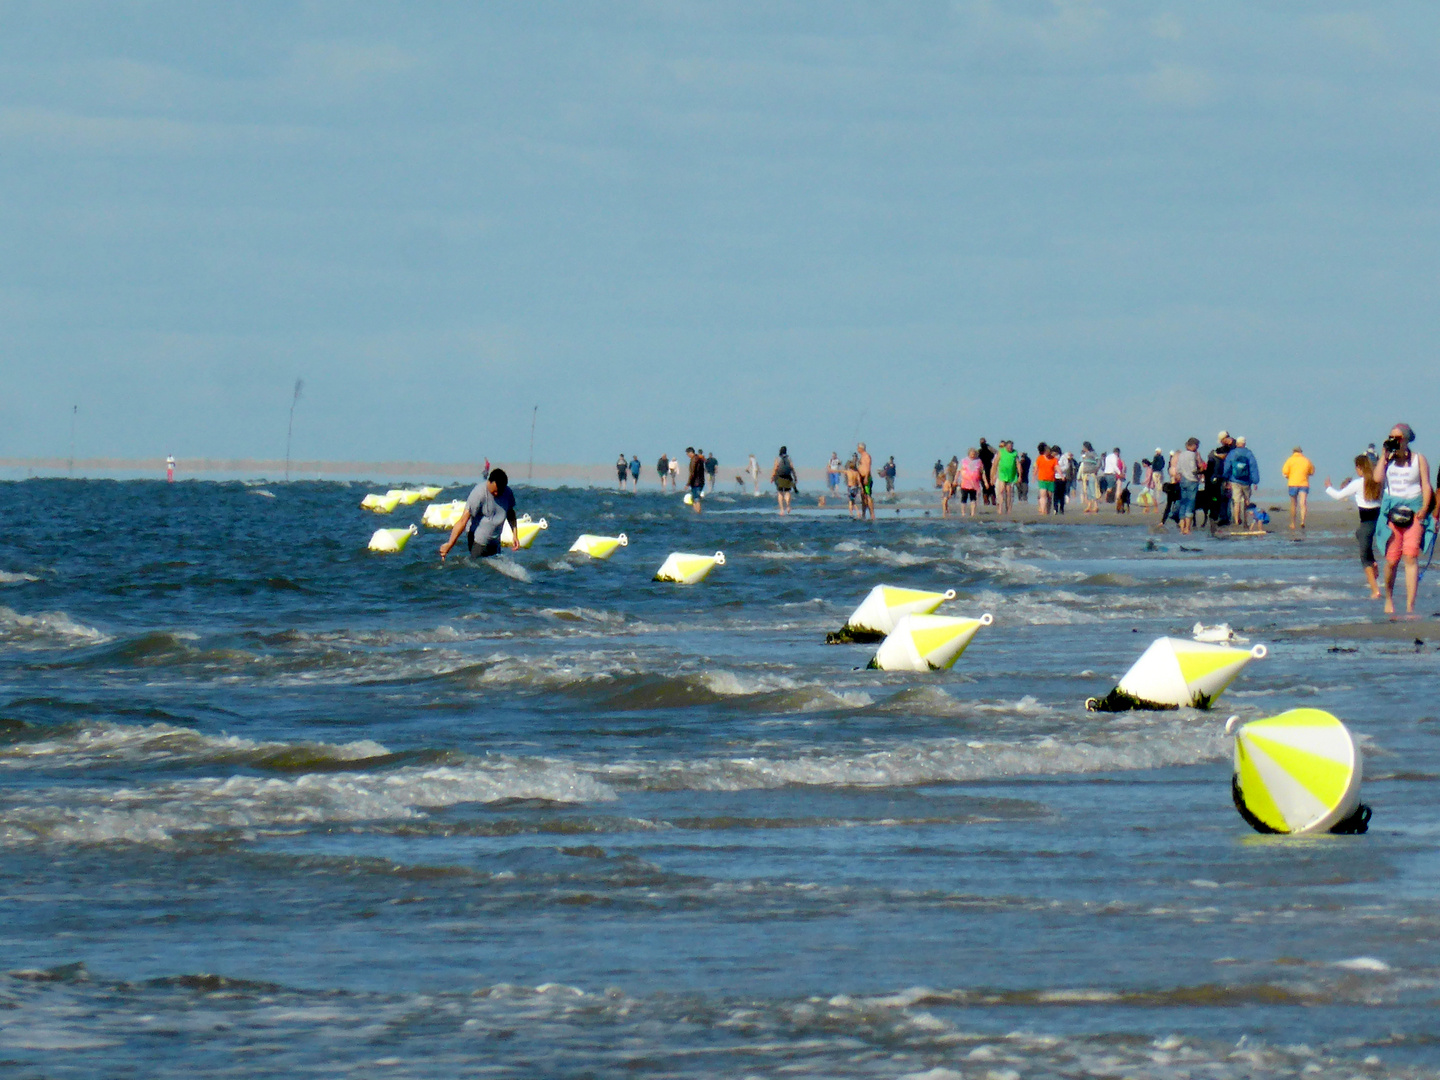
[609,426,1436,614]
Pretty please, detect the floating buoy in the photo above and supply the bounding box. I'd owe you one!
[827,585,957,643]
[421,500,467,529]
[1226,710,1369,835]
[655,551,725,584]
[385,489,425,506]
[368,524,418,553]
[500,515,547,549]
[868,613,992,672]
[569,533,628,559]
[683,491,693,506]
[1087,638,1267,712]
[416,485,444,500]
[361,493,402,513]
[1193,621,1248,644]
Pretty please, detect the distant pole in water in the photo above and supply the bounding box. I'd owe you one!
[68,404,77,476]
[285,378,304,482]
[528,404,537,481]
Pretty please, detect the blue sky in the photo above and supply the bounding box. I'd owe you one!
[2,2,1436,479]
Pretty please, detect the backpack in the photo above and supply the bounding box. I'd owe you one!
[779,454,795,480]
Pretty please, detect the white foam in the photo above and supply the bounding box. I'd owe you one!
[0,571,39,585]
[0,606,109,647]
[0,720,390,771]
[1,756,616,845]
[1333,957,1391,972]
[599,719,1229,792]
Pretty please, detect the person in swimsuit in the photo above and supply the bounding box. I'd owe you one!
[844,457,861,518]
[1373,423,1433,614]
[440,469,519,560]
[856,442,875,521]
[941,456,958,517]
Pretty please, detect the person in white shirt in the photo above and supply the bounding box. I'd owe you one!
[1326,454,1383,599]
[1371,423,1433,614]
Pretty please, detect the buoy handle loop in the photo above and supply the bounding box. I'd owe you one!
[1224,715,1242,735]
[979,612,994,626]
[943,589,957,600]
[538,518,548,529]
[714,552,726,565]
[408,524,418,536]
[1251,644,1268,659]
[618,533,628,546]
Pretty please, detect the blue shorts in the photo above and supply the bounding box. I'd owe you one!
[1288,485,1308,498]
[690,485,704,500]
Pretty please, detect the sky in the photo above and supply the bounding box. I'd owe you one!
[2,1,1437,479]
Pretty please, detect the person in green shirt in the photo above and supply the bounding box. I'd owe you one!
[994,440,1020,516]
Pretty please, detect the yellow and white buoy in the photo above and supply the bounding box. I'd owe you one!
[655,551,725,584]
[1087,637,1267,712]
[1226,709,1369,834]
[385,489,425,506]
[416,485,444,500]
[421,500,467,529]
[569,533,628,559]
[361,493,402,513]
[868,613,992,672]
[500,515,547,549]
[368,524,418,553]
[828,585,957,643]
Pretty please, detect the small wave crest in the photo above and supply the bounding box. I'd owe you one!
[1,755,616,845]
[599,719,1228,792]
[0,606,109,648]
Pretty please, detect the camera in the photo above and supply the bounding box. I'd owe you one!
[1383,435,1402,453]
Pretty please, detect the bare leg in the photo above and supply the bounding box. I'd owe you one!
[1298,490,1308,528]
[1383,560,1399,614]
[1404,555,1419,613]
[1364,563,1380,599]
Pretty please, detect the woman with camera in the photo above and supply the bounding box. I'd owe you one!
[1372,424,1434,615]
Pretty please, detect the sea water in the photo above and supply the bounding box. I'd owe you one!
[1,480,1438,1078]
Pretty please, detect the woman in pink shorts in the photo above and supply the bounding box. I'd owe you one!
[1373,423,1433,614]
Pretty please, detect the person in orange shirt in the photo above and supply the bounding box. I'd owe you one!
[1034,441,1057,515]
[1281,445,1315,530]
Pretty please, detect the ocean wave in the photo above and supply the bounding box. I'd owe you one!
[0,755,616,846]
[0,719,391,772]
[0,570,40,585]
[3,971,1425,1079]
[598,718,1228,792]
[0,606,109,648]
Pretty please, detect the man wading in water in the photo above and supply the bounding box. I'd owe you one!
[856,442,875,522]
[440,468,520,560]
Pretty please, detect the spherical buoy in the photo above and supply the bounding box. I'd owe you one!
[827,585,957,643]
[869,613,993,672]
[655,551,724,583]
[1226,709,1369,834]
[1087,638,1266,712]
